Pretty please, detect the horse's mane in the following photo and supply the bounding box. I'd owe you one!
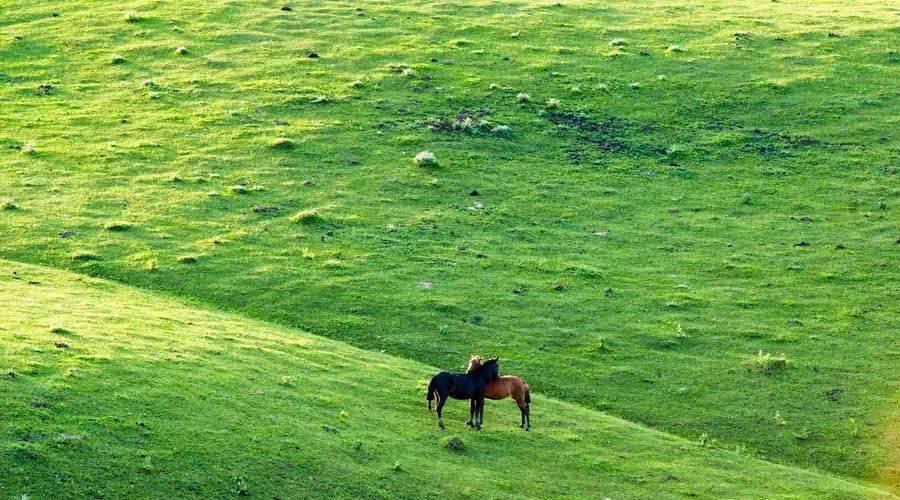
[466,355,483,373]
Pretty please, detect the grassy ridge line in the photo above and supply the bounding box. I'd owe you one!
[0,259,893,499]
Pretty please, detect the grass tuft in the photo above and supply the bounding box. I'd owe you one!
[1,199,17,210]
[71,251,100,262]
[176,255,198,264]
[441,436,466,452]
[413,151,438,167]
[290,209,321,224]
[104,221,133,232]
[111,54,126,64]
[746,350,788,374]
[271,138,295,150]
[492,125,511,137]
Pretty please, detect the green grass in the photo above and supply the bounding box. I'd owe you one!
[0,260,892,498]
[0,0,898,495]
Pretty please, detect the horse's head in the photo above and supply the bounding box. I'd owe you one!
[480,356,500,380]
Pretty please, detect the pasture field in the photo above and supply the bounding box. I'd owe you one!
[1,0,898,497]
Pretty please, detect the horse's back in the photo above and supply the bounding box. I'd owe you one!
[485,375,529,400]
[430,371,452,385]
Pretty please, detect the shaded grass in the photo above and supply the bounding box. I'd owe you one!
[0,260,891,499]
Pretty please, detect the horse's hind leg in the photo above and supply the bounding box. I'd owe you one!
[514,395,527,429]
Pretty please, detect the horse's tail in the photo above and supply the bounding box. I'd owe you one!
[426,377,436,411]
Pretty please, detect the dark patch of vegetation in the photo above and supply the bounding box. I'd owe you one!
[742,129,819,157]
[71,251,100,262]
[441,435,466,452]
[546,111,667,160]
[252,206,280,214]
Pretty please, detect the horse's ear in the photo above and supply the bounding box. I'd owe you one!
[492,356,499,363]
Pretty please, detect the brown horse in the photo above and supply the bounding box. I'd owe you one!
[466,356,531,430]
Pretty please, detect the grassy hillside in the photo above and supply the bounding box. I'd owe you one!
[0,0,897,491]
[0,260,894,498]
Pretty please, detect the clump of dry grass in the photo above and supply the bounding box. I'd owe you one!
[516,92,531,102]
[176,255,197,264]
[175,46,188,55]
[111,54,126,64]
[746,350,788,374]
[414,151,438,167]
[545,98,561,109]
[491,125,511,137]
[1,199,17,210]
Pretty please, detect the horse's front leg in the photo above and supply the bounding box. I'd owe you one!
[475,396,484,430]
[465,398,475,427]
[435,393,446,430]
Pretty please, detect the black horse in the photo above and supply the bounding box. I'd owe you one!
[426,357,499,430]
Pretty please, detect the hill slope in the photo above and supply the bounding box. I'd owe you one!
[0,259,893,499]
[0,0,897,486]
